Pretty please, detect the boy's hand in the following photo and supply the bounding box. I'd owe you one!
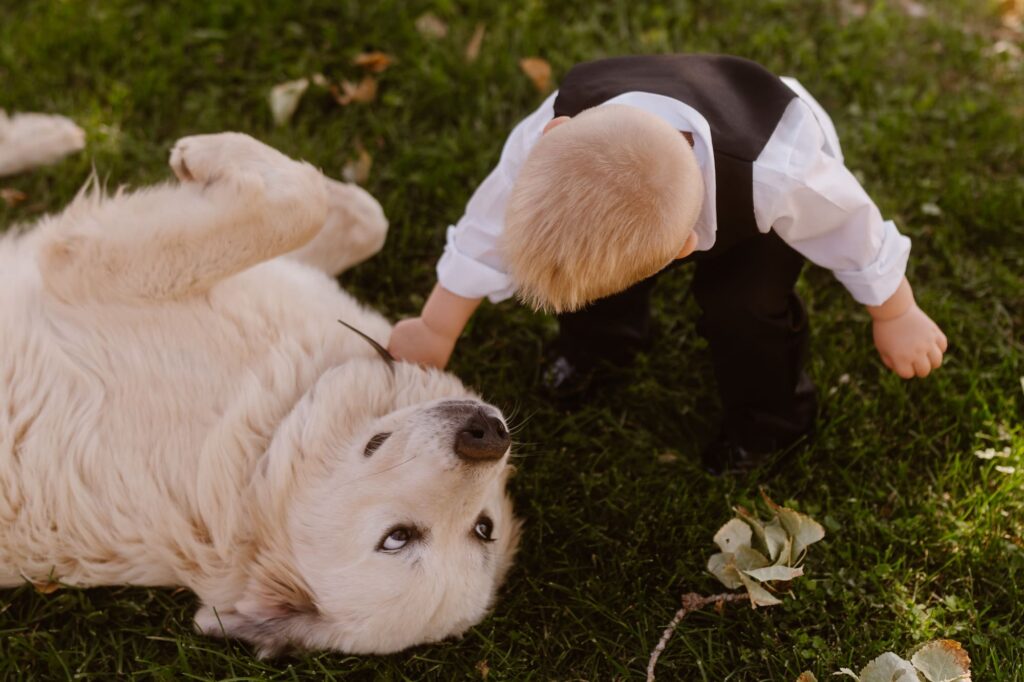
[388,284,483,370]
[867,277,947,379]
[389,317,457,369]
[871,304,947,379]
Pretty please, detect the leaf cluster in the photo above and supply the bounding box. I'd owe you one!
[798,638,971,682]
[706,494,825,607]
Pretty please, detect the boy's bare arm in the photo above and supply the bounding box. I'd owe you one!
[866,277,947,379]
[388,284,483,368]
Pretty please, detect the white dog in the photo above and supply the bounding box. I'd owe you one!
[0,132,521,657]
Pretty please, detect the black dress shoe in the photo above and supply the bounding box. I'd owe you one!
[700,430,812,477]
[541,355,596,406]
[700,435,771,476]
[541,352,636,407]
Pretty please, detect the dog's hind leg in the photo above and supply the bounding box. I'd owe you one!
[284,177,388,277]
[39,133,328,302]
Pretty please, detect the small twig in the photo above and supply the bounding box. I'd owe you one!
[646,591,752,681]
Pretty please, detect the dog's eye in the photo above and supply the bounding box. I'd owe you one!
[378,526,416,552]
[364,432,391,457]
[474,515,495,543]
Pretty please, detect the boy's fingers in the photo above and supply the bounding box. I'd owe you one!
[896,362,915,379]
[927,346,943,369]
[937,331,948,352]
[913,357,931,378]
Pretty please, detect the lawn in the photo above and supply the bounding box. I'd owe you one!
[1,0,1022,679]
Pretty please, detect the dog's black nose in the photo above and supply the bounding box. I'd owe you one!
[455,409,510,462]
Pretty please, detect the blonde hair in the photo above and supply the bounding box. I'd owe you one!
[502,104,703,313]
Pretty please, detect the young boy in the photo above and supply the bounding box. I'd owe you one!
[388,54,947,474]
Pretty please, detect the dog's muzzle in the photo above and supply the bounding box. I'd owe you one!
[436,401,510,462]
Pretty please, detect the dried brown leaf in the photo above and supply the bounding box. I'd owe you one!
[1,188,27,207]
[332,76,378,106]
[353,51,395,73]
[32,579,61,595]
[1001,0,1023,31]
[910,639,971,681]
[465,23,486,62]
[519,57,552,93]
[416,12,448,39]
[475,659,490,680]
[342,144,373,185]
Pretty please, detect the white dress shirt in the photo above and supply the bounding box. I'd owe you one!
[436,78,910,307]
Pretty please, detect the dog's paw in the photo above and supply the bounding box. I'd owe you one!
[169,132,306,190]
[0,113,85,176]
[23,114,86,161]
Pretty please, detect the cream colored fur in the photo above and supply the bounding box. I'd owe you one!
[0,110,86,177]
[0,132,520,657]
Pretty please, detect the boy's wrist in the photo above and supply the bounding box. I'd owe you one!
[866,277,915,322]
[420,284,482,340]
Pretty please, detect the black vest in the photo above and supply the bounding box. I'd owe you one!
[553,54,796,252]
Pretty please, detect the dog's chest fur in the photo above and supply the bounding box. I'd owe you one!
[0,233,389,589]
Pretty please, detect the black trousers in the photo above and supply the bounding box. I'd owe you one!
[557,230,817,451]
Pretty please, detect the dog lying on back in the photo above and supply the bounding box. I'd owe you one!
[0,132,521,656]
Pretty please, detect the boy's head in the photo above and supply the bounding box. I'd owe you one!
[502,104,703,313]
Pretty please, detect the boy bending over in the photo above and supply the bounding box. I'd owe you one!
[389,54,947,474]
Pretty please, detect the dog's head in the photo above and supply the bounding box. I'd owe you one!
[196,361,521,657]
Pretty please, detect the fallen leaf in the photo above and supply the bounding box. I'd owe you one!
[713,518,752,553]
[1000,0,1023,31]
[921,202,942,216]
[733,545,770,572]
[32,579,61,595]
[465,23,486,62]
[475,659,490,680]
[1,188,27,206]
[268,77,309,126]
[332,76,378,106]
[764,517,789,561]
[795,672,818,682]
[353,51,395,73]
[416,12,448,39]
[657,452,678,463]
[771,536,793,568]
[707,552,743,590]
[342,144,372,185]
[910,639,971,682]
[742,564,803,582]
[995,465,1016,474]
[519,57,553,93]
[858,652,919,682]
[737,571,781,608]
[775,503,825,558]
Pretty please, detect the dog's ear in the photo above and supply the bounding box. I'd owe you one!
[194,556,320,658]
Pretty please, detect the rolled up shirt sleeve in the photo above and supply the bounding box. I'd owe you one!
[436,93,557,303]
[754,96,911,307]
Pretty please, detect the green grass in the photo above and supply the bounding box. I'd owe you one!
[1,0,1022,679]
